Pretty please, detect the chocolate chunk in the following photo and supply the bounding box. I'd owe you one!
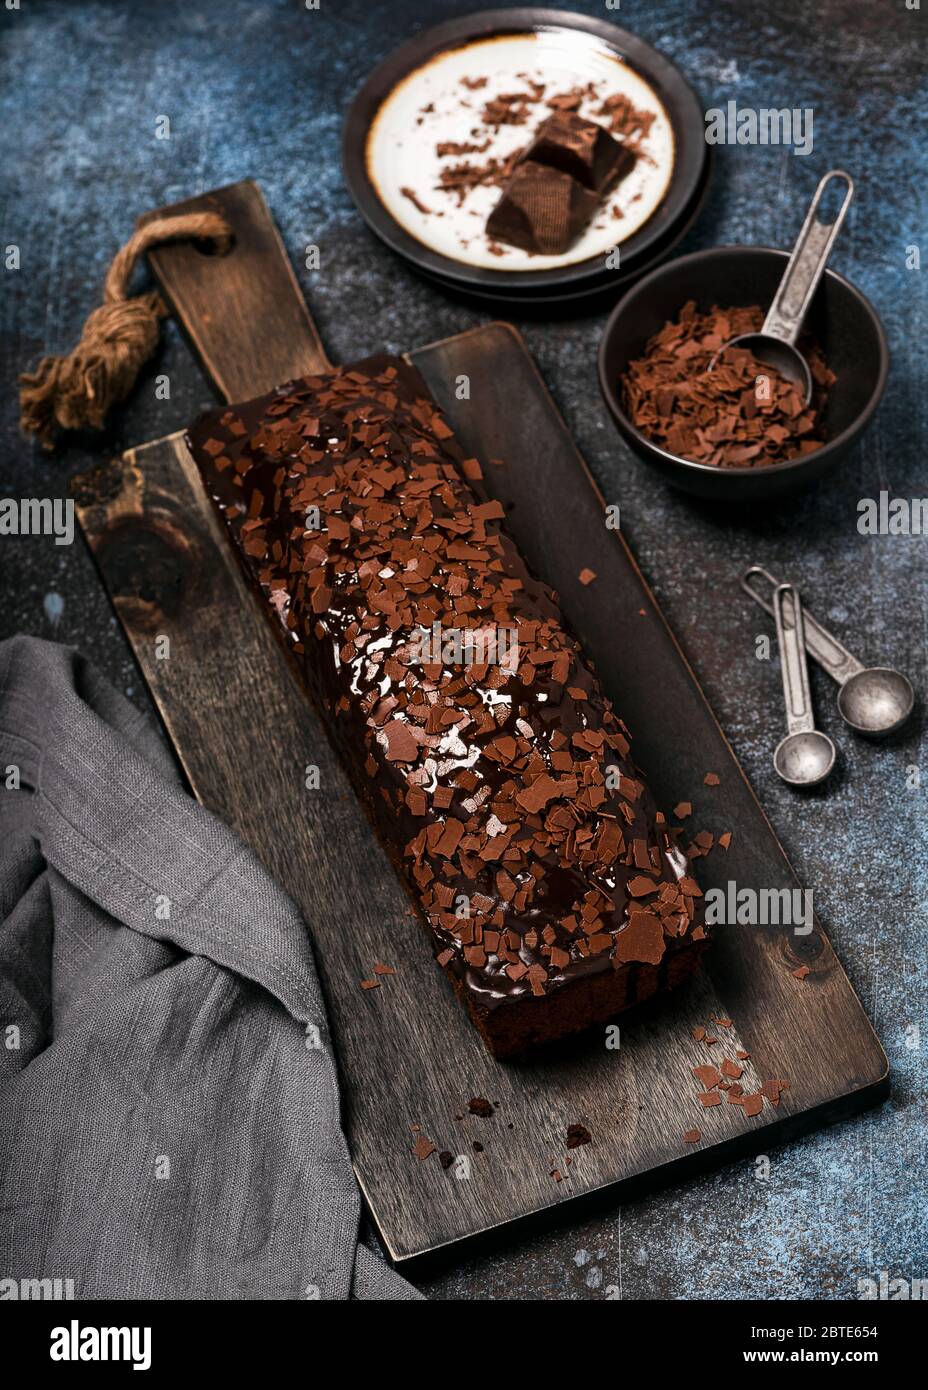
[486,160,597,254]
[523,111,634,192]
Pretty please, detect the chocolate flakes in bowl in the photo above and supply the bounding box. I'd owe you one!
[597,245,888,500]
[620,301,835,470]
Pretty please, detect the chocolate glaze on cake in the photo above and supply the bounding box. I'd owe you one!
[187,357,707,1058]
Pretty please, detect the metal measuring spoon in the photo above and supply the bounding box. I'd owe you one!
[710,170,854,403]
[742,566,915,737]
[771,584,837,787]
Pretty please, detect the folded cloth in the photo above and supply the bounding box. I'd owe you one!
[0,636,420,1300]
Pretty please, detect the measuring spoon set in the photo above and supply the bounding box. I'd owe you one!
[741,565,915,787]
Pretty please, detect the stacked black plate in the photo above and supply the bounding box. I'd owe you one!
[343,8,711,307]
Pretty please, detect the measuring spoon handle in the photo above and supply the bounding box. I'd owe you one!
[763,170,854,346]
[742,565,863,685]
[773,585,817,735]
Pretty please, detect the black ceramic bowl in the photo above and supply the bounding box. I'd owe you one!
[597,247,889,500]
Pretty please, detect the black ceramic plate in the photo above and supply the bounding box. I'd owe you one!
[417,146,713,309]
[343,8,708,296]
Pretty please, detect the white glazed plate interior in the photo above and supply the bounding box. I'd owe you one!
[366,31,676,273]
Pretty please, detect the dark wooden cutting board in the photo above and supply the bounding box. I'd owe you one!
[73,181,887,1268]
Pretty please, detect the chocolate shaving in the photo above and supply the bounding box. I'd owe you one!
[400,186,433,216]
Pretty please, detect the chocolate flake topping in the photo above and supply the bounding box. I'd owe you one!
[188,355,705,1050]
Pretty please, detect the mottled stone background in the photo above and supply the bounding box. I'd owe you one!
[1,0,925,1300]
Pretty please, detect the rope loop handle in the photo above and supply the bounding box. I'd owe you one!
[19,212,232,449]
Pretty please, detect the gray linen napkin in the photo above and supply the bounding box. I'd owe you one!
[0,635,420,1300]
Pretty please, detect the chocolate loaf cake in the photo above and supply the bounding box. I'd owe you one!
[187,357,706,1058]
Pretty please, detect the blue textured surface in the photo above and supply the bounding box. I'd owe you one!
[1,0,926,1300]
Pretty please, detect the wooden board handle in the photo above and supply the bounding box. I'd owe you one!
[140,180,333,402]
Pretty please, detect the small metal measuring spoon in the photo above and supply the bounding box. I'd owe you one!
[742,565,915,737]
[771,584,837,787]
[710,170,854,403]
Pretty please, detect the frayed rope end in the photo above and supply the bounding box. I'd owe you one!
[19,211,232,451]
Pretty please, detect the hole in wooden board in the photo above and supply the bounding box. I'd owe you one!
[193,233,236,257]
[94,512,217,629]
